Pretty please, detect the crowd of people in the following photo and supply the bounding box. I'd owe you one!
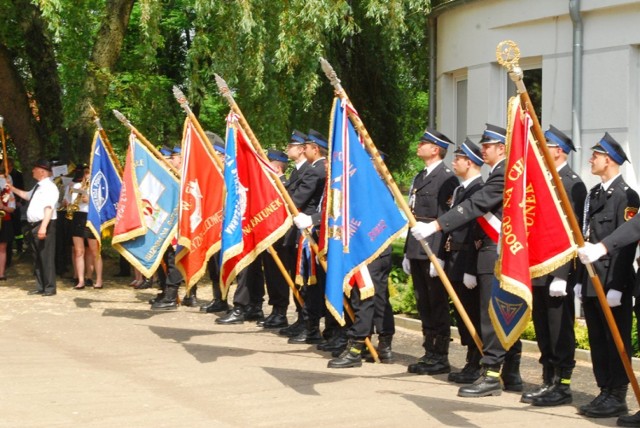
[4,125,640,427]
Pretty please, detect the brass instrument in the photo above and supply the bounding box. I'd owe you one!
[66,177,89,220]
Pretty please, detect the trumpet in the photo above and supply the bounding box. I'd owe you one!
[66,177,89,220]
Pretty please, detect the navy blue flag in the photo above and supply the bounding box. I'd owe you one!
[323,98,407,325]
[87,131,122,247]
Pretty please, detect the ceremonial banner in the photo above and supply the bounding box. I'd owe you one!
[219,114,291,297]
[87,131,122,247]
[490,96,576,348]
[112,133,180,278]
[323,98,408,325]
[175,119,224,291]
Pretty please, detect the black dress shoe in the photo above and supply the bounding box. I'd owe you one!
[28,290,43,295]
[279,318,304,337]
[288,328,324,344]
[448,364,481,384]
[205,300,230,313]
[531,384,572,407]
[42,291,57,296]
[585,391,628,418]
[257,313,276,327]
[458,368,502,397]
[215,307,245,325]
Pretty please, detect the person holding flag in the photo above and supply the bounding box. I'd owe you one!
[411,124,523,396]
[573,134,639,419]
[403,128,458,376]
[443,139,485,385]
[523,125,586,407]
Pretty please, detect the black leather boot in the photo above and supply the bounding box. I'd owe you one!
[259,306,289,328]
[201,299,229,313]
[279,313,304,337]
[408,334,435,374]
[151,285,178,310]
[181,285,198,307]
[585,385,628,418]
[458,366,502,397]
[148,289,165,305]
[618,410,640,427]
[318,329,348,352]
[531,367,572,407]
[288,321,323,344]
[244,303,265,321]
[501,352,523,392]
[521,364,555,404]
[327,339,365,368]
[448,347,481,384]
[415,335,451,375]
[578,388,610,415]
[376,334,394,364]
[215,306,246,325]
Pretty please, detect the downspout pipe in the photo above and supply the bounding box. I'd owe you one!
[569,0,583,156]
[428,16,436,127]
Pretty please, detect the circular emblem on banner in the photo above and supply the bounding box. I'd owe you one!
[90,171,108,211]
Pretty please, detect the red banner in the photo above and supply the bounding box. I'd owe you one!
[175,119,225,290]
[112,139,145,242]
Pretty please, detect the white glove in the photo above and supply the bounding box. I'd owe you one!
[402,257,411,275]
[577,242,608,264]
[463,273,477,290]
[574,283,582,302]
[293,213,313,230]
[411,221,438,241]
[429,258,444,278]
[607,289,623,307]
[549,277,567,297]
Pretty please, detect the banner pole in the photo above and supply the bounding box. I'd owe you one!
[88,105,123,176]
[497,40,640,406]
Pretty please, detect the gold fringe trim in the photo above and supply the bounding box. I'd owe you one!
[325,296,346,327]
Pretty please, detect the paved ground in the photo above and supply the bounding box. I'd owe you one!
[0,254,635,427]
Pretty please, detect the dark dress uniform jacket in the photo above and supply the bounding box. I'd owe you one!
[445,176,483,282]
[405,162,458,261]
[438,159,506,275]
[580,175,640,297]
[282,161,311,247]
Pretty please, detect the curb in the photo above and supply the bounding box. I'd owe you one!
[394,314,640,370]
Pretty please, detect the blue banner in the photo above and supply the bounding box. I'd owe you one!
[324,98,407,325]
[87,131,122,244]
[113,135,180,277]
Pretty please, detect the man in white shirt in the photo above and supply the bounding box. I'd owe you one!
[8,159,59,296]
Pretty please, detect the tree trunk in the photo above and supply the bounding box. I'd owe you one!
[0,43,45,176]
[70,0,135,158]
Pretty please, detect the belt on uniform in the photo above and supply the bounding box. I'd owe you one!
[448,242,475,251]
[414,216,436,222]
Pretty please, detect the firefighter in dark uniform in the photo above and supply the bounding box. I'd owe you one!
[403,128,458,376]
[573,133,639,419]
[443,139,485,385]
[579,179,640,427]
[287,129,328,344]
[413,124,523,397]
[523,125,586,407]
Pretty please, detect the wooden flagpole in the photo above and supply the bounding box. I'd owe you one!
[88,105,123,176]
[112,110,180,178]
[497,40,640,406]
[320,58,484,355]
[0,116,8,178]
[171,86,304,308]
[214,75,380,363]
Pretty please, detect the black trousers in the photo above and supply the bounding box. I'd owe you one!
[30,220,57,293]
[207,254,222,300]
[348,248,395,339]
[410,258,450,337]
[157,247,183,288]
[232,258,265,307]
[262,240,291,309]
[478,272,522,366]
[531,283,576,369]
[301,263,326,325]
[452,280,481,349]
[583,294,632,388]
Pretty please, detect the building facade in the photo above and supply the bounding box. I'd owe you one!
[430,0,640,189]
